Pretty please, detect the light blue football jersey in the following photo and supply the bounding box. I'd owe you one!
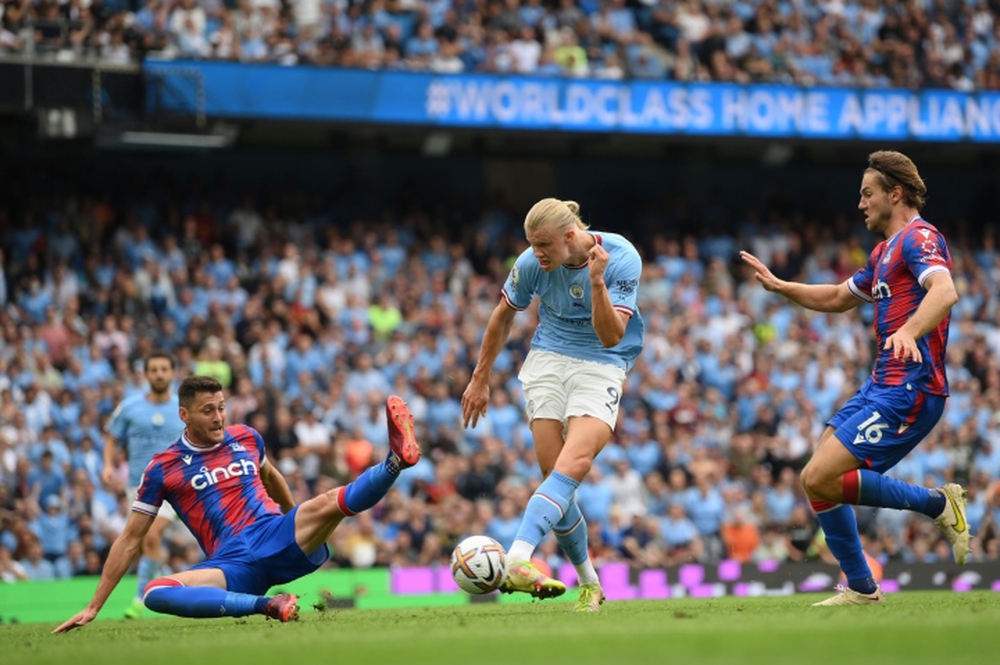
[106,393,185,487]
[502,231,644,371]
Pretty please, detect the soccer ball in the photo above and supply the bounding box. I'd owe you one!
[450,535,507,595]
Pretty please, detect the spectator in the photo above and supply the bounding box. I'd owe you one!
[26,450,66,508]
[0,544,28,582]
[659,502,700,560]
[31,495,74,577]
[721,505,760,563]
[17,538,56,581]
[509,25,541,73]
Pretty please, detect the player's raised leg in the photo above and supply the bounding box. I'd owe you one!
[804,438,970,605]
[337,393,421,512]
[818,391,970,565]
[838,470,969,563]
[385,394,421,468]
[833,392,969,565]
[933,483,970,564]
[294,394,421,554]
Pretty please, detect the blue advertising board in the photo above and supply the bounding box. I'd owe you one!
[145,62,1000,142]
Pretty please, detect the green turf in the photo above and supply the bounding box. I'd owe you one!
[4,592,999,665]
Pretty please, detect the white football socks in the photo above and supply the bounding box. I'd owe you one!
[574,559,600,587]
[507,540,535,563]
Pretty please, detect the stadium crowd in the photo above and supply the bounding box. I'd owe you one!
[2,0,1000,89]
[1,171,1000,585]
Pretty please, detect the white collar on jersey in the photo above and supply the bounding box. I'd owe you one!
[181,429,224,452]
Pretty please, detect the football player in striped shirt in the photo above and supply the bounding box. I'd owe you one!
[54,376,421,631]
[741,150,969,606]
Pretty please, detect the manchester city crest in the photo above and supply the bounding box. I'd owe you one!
[569,284,585,299]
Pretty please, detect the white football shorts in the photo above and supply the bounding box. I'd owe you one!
[518,350,627,432]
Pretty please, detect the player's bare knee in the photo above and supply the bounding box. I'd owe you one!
[800,465,823,498]
[316,488,345,519]
[557,457,591,482]
[799,465,812,491]
[801,464,837,501]
[142,531,161,553]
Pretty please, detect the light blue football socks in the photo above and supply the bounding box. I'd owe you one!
[507,471,579,562]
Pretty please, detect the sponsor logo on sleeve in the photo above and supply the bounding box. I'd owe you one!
[614,279,638,294]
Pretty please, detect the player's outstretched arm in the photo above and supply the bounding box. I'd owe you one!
[740,251,860,313]
[462,301,518,429]
[52,511,155,634]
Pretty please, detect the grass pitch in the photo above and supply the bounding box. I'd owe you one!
[4,592,998,665]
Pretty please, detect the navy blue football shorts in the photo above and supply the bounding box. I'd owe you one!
[189,505,330,595]
[828,378,945,474]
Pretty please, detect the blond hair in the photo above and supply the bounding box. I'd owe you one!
[523,198,589,233]
[867,150,927,211]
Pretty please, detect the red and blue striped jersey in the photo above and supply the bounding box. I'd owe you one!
[133,424,283,557]
[846,217,952,396]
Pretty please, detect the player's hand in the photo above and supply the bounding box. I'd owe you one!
[100,467,114,488]
[883,330,922,364]
[739,251,783,293]
[52,607,98,634]
[461,380,490,429]
[588,243,610,285]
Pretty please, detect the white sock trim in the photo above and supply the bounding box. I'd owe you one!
[507,540,535,563]
[575,559,600,586]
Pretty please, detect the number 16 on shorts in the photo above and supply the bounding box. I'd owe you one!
[853,411,888,444]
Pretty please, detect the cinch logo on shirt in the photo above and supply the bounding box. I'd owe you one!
[191,459,259,490]
[872,280,892,300]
